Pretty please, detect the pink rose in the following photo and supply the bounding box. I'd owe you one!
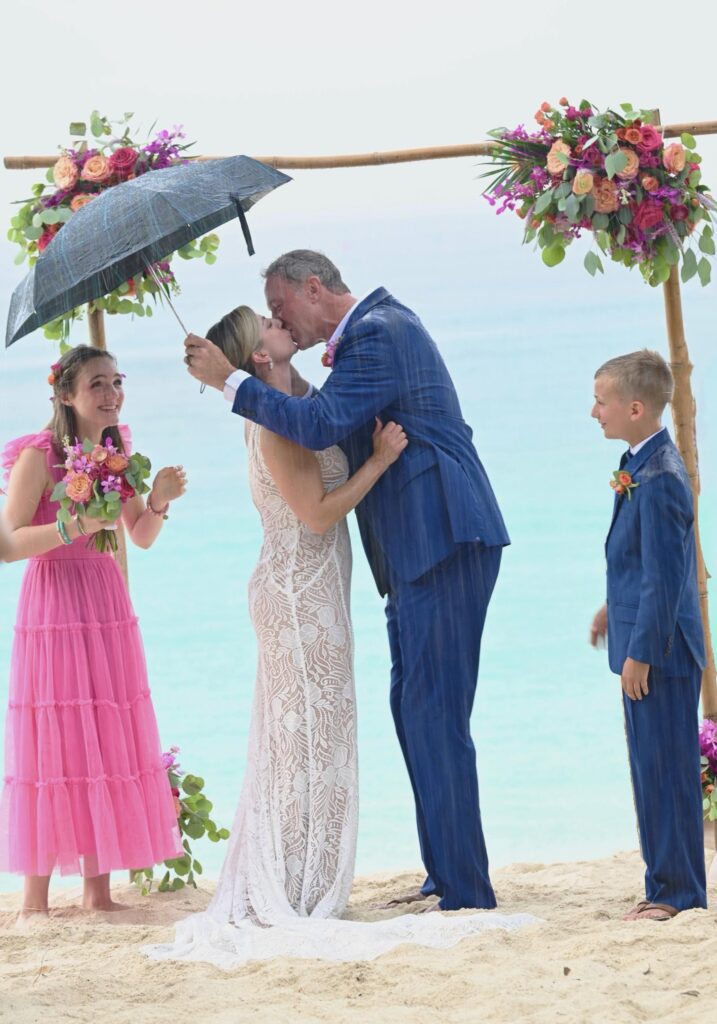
[108,147,138,180]
[572,170,594,195]
[546,140,571,176]
[90,445,108,464]
[638,125,663,151]
[81,154,111,183]
[37,224,60,252]
[632,199,665,231]
[53,156,78,190]
[641,175,659,193]
[120,477,135,501]
[591,176,619,214]
[65,473,93,504]
[663,143,686,174]
[70,194,95,212]
[616,147,640,180]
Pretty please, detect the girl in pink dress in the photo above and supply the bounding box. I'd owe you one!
[1,344,186,918]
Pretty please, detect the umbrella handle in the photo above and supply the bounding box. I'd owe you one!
[143,260,205,393]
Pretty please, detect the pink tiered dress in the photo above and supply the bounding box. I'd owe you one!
[0,428,182,877]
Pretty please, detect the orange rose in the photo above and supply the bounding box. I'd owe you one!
[558,96,569,106]
[543,120,555,130]
[70,194,95,212]
[65,473,93,504]
[81,154,111,183]
[624,127,642,145]
[53,156,78,190]
[591,176,619,214]
[90,445,108,464]
[641,175,659,193]
[546,140,571,175]
[572,170,594,196]
[540,101,551,112]
[535,110,546,125]
[616,148,640,180]
[105,453,129,473]
[663,143,686,174]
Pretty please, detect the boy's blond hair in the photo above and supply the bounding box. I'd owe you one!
[595,349,674,414]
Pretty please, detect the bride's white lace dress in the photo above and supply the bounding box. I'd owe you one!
[143,425,537,967]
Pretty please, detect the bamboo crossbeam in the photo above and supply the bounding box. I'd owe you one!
[4,120,717,172]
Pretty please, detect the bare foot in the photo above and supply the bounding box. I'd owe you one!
[16,907,49,928]
[82,897,130,913]
[374,888,429,911]
[417,901,444,914]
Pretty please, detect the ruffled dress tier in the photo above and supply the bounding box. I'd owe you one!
[0,429,181,877]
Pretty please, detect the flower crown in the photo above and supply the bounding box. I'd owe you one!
[48,361,63,387]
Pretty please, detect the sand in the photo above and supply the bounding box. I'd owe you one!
[1,849,715,1024]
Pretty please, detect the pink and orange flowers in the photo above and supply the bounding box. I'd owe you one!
[8,110,220,343]
[610,468,639,500]
[482,99,716,287]
[52,435,152,552]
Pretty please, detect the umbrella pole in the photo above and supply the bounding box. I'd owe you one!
[88,304,130,586]
[663,267,716,719]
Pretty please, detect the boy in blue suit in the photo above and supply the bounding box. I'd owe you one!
[185,250,510,910]
[590,349,707,920]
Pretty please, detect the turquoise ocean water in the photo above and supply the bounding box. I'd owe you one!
[0,203,715,892]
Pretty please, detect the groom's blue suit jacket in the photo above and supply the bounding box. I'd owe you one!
[605,429,705,676]
[233,288,510,593]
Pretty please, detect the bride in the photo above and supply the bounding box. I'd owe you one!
[145,307,535,966]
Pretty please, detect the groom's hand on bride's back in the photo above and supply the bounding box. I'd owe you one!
[184,333,237,391]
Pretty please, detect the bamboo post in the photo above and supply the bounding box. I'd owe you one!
[88,305,129,586]
[663,267,716,717]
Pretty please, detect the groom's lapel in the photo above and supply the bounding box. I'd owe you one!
[348,287,390,327]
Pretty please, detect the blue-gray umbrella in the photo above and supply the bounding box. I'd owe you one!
[5,155,292,347]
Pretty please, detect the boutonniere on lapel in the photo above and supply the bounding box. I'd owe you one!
[610,469,639,500]
[321,335,343,369]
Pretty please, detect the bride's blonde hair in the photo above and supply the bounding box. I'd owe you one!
[206,306,261,374]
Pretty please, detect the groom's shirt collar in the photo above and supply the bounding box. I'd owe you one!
[629,426,666,457]
[326,290,374,346]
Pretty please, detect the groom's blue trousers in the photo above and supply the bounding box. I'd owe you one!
[385,542,501,910]
[623,662,707,911]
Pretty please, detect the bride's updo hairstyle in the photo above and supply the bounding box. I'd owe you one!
[206,306,262,375]
[47,344,125,456]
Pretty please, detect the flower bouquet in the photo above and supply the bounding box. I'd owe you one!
[700,719,717,823]
[8,110,220,344]
[131,747,230,895]
[481,99,716,287]
[51,435,151,552]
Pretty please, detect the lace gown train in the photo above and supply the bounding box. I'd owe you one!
[144,426,537,966]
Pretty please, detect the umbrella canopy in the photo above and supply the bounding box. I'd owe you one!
[6,155,291,347]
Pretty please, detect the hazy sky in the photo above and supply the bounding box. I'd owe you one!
[2,0,717,226]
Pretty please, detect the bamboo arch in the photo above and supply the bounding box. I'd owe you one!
[4,121,717,718]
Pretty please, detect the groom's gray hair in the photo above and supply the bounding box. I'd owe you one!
[595,349,674,413]
[262,250,350,295]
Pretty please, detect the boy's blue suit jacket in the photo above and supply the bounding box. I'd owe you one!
[233,288,510,594]
[605,429,705,676]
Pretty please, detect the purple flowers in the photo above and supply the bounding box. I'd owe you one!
[101,474,122,494]
[700,719,717,774]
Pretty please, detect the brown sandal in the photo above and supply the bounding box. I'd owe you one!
[634,902,679,922]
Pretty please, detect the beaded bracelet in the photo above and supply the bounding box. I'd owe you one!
[56,519,72,545]
[147,494,169,520]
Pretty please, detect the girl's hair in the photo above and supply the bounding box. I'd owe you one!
[46,345,125,455]
[206,306,261,374]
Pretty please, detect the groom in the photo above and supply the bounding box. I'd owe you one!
[185,250,510,910]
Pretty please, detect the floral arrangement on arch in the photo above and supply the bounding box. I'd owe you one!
[481,99,716,287]
[8,111,220,344]
[131,746,230,895]
[701,720,717,823]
